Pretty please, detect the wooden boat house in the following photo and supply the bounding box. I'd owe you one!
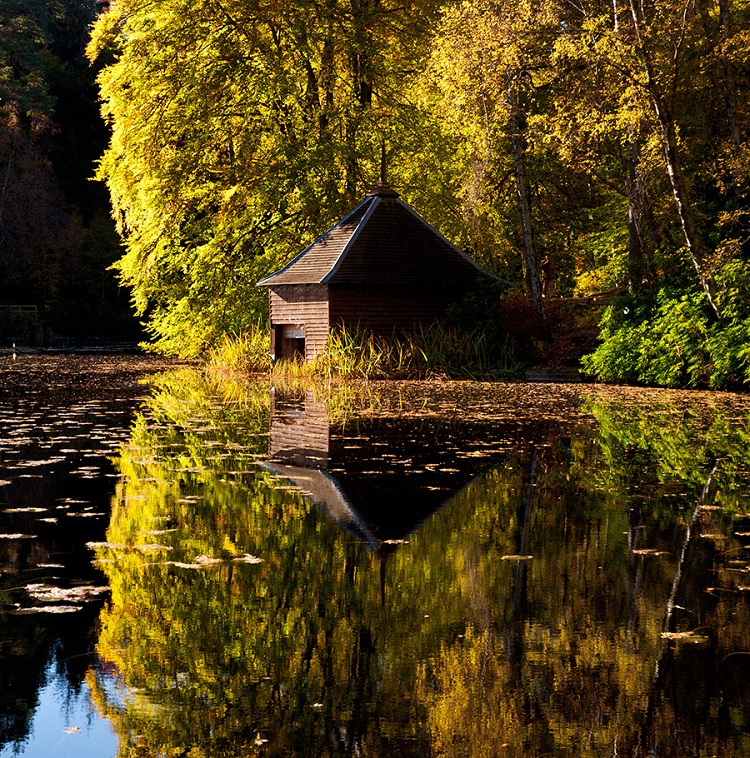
[257,176,489,362]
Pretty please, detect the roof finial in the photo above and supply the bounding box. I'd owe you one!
[379,140,387,187]
[368,140,399,197]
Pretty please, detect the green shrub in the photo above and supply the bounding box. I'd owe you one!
[582,260,750,389]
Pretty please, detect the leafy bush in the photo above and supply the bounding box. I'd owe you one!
[582,260,750,389]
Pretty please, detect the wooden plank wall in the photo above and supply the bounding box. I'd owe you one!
[329,286,459,334]
[269,284,329,360]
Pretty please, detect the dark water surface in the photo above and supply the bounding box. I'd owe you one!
[2,356,750,757]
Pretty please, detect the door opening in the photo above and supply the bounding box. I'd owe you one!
[278,324,306,361]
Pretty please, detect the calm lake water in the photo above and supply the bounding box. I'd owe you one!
[2,355,750,757]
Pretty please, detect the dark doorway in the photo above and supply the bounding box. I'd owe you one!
[279,324,305,361]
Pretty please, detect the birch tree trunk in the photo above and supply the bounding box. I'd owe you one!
[506,71,545,323]
[614,0,655,291]
[626,0,722,320]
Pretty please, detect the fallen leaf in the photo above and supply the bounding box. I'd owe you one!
[661,631,709,643]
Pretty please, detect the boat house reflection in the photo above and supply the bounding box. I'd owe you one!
[264,388,480,550]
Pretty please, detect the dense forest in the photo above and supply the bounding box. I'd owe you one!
[3,0,750,386]
[0,0,137,341]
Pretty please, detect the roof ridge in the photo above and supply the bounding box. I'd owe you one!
[320,196,380,284]
[256,197,373,286]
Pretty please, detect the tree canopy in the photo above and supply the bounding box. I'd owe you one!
[84,0,750,385]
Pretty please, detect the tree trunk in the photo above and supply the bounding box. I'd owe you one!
[506,71,545,324]
[626,0,721,320]
[613,0,654,292]
[625,132,655,291]
[719,0,742,195]
[658,105,721,319]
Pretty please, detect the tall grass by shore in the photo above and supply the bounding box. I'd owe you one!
[209,324,522,380]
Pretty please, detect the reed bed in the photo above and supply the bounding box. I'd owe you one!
[209,324,522,380]
[208,330,272,374]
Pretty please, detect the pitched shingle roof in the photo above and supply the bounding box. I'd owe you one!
[257,186,486,288]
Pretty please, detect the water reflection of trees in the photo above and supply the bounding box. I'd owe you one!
[88,371,750,756]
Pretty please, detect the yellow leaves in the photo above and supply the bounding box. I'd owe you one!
[85,2,125,63]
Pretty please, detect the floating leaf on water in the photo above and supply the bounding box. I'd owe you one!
[698,505,722,511]
[37,518,58,523]
[63,726,81,734]
[734,532,750,537]
[25,583,109,602]
[192,555,223,565]
[501,555,533,561]
[66,512,106,518]
[700,533,727,540]
[632,549,670,556]
[233,554,263,564]
[0,533,37,539]
[13,605,82,614]
[3,507,47,513]
[0,480,11,486]
[660,631,710,643]
[36,563,65,568]
[86,541,128,549]
[136,544,174,552]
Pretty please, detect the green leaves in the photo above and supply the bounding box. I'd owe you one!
[89,0,750,372]
[89,0,445,356]
[583,260,750,388]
